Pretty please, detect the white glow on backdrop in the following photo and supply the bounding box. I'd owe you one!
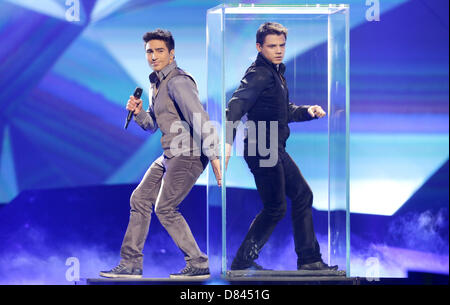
[206,133,449,216]
[351,179,427,215]
[81,26,152,95]
[90,0,130,22]
[349,134,448,215]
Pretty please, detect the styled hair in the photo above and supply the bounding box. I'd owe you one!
[143,29,175,51]
[256,22,288,45]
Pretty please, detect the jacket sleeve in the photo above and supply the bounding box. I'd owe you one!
[134,107,159,133]
[225,67,273,144]
[287,102,315,123]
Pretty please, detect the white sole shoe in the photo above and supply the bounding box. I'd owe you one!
[169,274,210,280]
[99,272,143,279]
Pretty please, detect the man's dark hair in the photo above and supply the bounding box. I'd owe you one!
[256,22,288,45]
[143,29,175,51]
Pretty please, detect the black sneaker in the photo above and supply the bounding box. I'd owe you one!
[169,265,210,279]
[99,265,143,279]
[298,260,338,271]
[230,261,267,271]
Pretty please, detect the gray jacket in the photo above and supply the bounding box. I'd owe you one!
[134,61,219,161]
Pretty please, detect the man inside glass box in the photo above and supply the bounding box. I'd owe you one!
[225,22,338,271]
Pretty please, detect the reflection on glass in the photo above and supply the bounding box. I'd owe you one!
[207,4,349,277]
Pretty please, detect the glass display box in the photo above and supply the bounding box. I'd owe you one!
[206,4,350,278]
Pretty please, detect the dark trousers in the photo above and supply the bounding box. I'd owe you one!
[234,150,322,267]
[119,154,209,269]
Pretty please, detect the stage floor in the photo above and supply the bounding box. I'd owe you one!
[86,270,359,285]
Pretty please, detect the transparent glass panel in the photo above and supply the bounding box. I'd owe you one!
[328,8,351,273]
[206,6,226,278]
[206,4,350,278]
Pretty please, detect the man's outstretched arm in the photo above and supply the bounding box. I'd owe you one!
[288,102,326,122]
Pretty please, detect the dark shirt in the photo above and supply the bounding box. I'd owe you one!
[226,52,314,152]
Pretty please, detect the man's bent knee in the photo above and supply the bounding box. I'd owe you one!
[130,190,153,215]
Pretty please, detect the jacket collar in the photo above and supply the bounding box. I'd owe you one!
[256,52,286,75]
[149,60,178,85]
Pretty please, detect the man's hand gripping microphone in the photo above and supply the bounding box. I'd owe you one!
[124,87,143,129]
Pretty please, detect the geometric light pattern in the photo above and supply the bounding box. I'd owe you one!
[0,0,448,218]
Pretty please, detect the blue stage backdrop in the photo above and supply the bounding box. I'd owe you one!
[0,0,448,283]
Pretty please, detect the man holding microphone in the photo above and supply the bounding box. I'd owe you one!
[100,29,221,279]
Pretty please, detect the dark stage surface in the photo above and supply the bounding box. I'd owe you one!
[83,270,447,285]
[0,177,448,285]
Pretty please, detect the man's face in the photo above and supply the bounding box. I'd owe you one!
[145,39,174,72]
[256,34,286,65]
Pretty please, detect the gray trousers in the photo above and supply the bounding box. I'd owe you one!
[119,154,209,269]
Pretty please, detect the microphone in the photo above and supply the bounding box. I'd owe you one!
[124,87,143,129]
